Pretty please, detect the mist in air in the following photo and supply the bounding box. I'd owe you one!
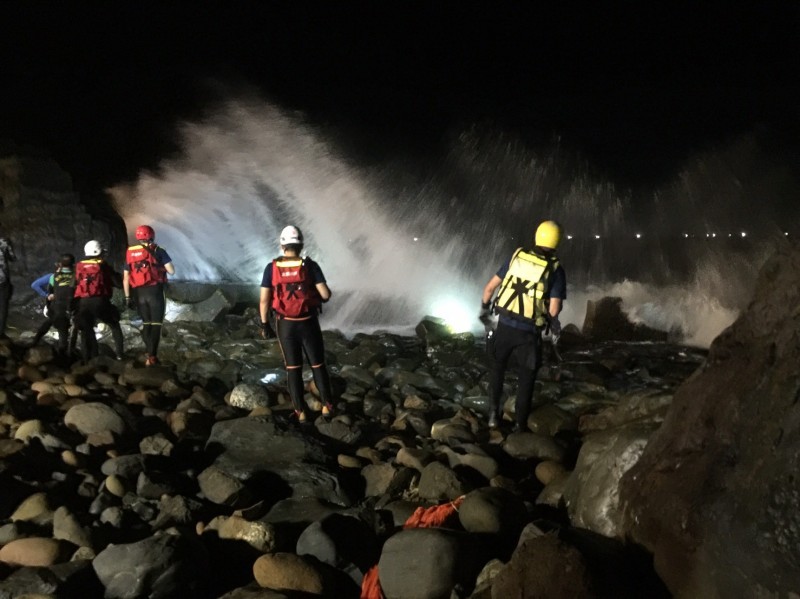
[109,95,798,347]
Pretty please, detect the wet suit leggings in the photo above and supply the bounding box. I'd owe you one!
[32,305,76,354]
[275,316,333,414]
[75,297,124,361]
[134,284,166,357]
[488,321,542,427]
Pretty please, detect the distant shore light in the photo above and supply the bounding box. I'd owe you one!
[635,233,641,239]
[594,234,601,239]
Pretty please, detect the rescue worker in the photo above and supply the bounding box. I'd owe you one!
[259,225,335,423]
[480,220,567,432]
[0,233,16,339]
[122,225,174,367]
[30,254,78,355]
[74,240,125,361]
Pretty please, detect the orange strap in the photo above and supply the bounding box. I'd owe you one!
[360,565,384,599]
[361,495,465,599]
[403,496,465,529]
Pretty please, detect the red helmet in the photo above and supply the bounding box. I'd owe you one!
[135,225,155,241]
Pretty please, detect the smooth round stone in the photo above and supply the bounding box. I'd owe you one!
[105,475,127,498]
[337,454,363,468]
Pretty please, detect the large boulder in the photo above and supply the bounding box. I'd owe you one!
[0,154,123,286]
[377,528,484,599]
[563,424,655,538]
[206,417,352,507]
[92,532,207,598]
[170,289,235,323]
[491,534,593,599]
[620,240,800,597]
[582,296,668,342]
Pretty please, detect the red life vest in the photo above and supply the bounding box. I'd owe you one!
[271,257,321,318]
[126,244,167,288]
[74,259,113,298]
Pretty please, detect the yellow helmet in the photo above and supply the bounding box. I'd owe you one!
[534,220,562,249]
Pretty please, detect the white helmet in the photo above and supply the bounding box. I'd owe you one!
[84,240,103,257]
[279,225,303,245]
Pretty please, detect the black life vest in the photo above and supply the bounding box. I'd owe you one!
[126,243,167,287]
[51,268,75,304]
[74,259,113,298]
[271,257,322,318]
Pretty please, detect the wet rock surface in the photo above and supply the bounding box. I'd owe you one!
[620,240,800,597]
[4,272,790,598]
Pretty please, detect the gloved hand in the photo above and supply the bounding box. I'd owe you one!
[478,301,492,323]
[549,317,562,338]
[125,296,136,310]
[260,321,276,339]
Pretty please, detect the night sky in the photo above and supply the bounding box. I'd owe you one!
[3,2,799,194]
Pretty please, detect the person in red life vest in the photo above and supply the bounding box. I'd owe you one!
[74,240,125,361]
[122,225,175,367]
[259,225,335,423]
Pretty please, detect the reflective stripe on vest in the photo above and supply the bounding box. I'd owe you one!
[495,248,557,327]
[53,269,75,288]
[52,268,75,303]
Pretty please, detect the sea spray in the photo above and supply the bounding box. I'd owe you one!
[110,96,795,344]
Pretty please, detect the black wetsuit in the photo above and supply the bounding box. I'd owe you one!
[74,260,124,361]
[488,249,567,429]
[261,256,333,415]
[32,269,77,354]
[275,316,333,413]
[125,244,171,359]
[134,284,166,357]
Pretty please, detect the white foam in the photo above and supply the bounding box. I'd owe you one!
[109,96,787,347]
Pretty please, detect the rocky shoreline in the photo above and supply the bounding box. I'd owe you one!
[0,298,708,598]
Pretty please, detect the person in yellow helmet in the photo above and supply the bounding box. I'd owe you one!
[480,220,567,432]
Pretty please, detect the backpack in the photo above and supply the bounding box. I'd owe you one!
[495,248,558,327]
[271,257,321,318]
[74,260,112,298]
[126,244,167,287]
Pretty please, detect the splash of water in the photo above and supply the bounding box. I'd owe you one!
[109,96,796,344]
[110,98,476,332]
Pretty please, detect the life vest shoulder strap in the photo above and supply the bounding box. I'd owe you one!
[274,256,304,267]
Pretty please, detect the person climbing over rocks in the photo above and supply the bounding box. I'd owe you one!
[259,225,335,423]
